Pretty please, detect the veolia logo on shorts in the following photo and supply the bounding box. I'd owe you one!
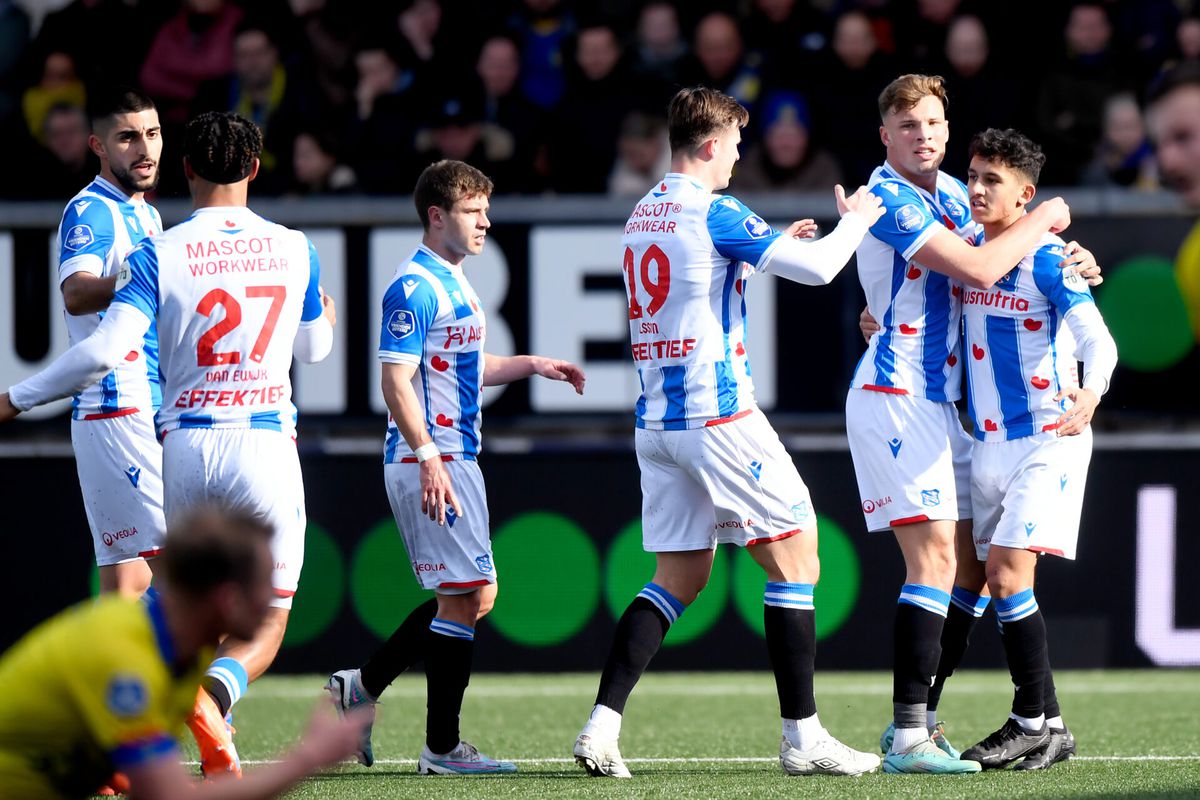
[101,527,138,547]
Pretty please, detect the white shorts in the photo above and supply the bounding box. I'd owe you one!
[971,428,1091,561]
[71,411,166,567]
[846,388,973,532]
[162,428,306,609]
[636,409,816,552]
[385,459,496,593]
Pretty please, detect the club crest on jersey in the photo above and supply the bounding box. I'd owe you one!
[475,554,493,573]
[125,466,141,488]
[895,204,925,232]
[921,489,941,507]
[743,215,771,238]
[106,675,148,717]
[64,224,94,251]
[387,309,416,339]
[791,501,810,523]
[942,196,965,219]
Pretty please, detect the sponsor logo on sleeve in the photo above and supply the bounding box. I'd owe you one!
[64,224,95,251]
[106,675,148,717]
[895,204,925,232]
[387,309,416,339]
[743,215,772,238]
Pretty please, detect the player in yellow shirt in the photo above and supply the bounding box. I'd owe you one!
[0,508,369,800]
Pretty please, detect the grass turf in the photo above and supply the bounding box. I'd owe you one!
[174,670,1199,799]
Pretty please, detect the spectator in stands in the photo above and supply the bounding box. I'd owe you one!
[195,22,316,195]
[0,0,30,121]
[892,0,965,71]
[22,50,85,146]
[28,102,97,199]
[549,20,637,193]
[508,0,575,110]
[608,111,669,197]
[277,0,361,118]
[476,33,546,193]
[1082,93,1158,190]
[34,0,164,90]
[938,14,1019,177]
[413,82,515,189]
[351,41,422,194]
[1035,2,1130,185]
[743,0,827,88]
[629,2,687,102]
[810,9,895,185]
[730,90,842,193]
[139,0,244,127]
[289,127,358,195]
[1176,16,1200,63]
[682,12,762,116]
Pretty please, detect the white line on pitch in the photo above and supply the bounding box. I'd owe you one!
[186,755,1200,766]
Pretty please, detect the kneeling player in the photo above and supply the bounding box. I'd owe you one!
[954,129,1116,770]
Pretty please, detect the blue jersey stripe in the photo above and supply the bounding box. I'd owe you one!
[985,316,1034,439]
[178,413,216,428]
[921,272,952,402]
[716,262,739,417]
[456,350,481,455]
[871,251,907,386]
[249,411,282,432]
[634,369,647,427]
[384,428,400,463]
[660,366,688,430]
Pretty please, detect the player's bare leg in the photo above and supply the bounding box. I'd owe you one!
[576,549,713,777]
[963,546,1051,768]
[98,557,154,598]
[750,532,879,776]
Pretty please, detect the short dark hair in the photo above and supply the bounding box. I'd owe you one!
[1148,61,1200,106]
[667,86,749,153]
[413,159,494,230]
[184,111,263,184]
[86,86,155,129]
[968,128,1046,184]
[160,507,273,599]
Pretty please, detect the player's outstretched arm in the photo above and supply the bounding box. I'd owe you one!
[294,291,336,364]
[382,362,462,525]
[2,303,150,418]
[914,197,1072,289]
[61,272,120,316]
[124,701,371,800]
[762,185,884,286]
[482,353,586,394]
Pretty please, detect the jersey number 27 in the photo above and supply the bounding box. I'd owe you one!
[196,286,286,366]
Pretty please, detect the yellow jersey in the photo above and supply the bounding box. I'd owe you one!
[0,594,210,799]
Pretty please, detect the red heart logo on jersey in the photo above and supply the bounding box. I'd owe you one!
[1024,318,1043,331]
[907,266,922,280]
[972,343,985,360]
[735,279,744,295]
[1031,376,1050,390]
[225,220,236,227]
[431,356,449,372]
[947,354,958,367]
[735,342,745,356]
[984,419,998,432]
[899,324,919,335]
[470,300,478,312]
[435,414,454,427]
[124,350,139,362]
[952,285,962,297]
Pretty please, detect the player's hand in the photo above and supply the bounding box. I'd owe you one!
[836,184,885,226]
[1038,196,1072,234]
[1059,241,1103,286]
[419,457,463,526]
[532,357,586,395]
[1053,386,1099,436]
[859,306,880,343]
[0,393,20,423]
[783,219,819,239]
[295,696,376,771]
[319,288,338,327]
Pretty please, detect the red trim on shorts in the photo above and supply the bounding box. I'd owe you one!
[138,548,163,559]
[703,408,754,427]
[273,588,296,598]
[1041,423,1059,432]
[746,528,802,546]
[82,407,139,420]
[862,385,909,395]
[1029,546,1065,557]
[890,514,931,527]
[439,579,489,589]
[399,454,456,463]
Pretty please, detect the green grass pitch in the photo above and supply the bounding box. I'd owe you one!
[164,670,1198,799]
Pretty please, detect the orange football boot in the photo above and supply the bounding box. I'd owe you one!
[185,688,241,778]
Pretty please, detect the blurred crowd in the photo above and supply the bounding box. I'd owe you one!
[0,0,1194,199]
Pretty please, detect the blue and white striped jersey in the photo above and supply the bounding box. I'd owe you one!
[623,173,784,430]
[378,245,485,461]
[111,206,323,438]
[851,163,980,401]
[963,233,1094,442]
[56,177,163,419]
